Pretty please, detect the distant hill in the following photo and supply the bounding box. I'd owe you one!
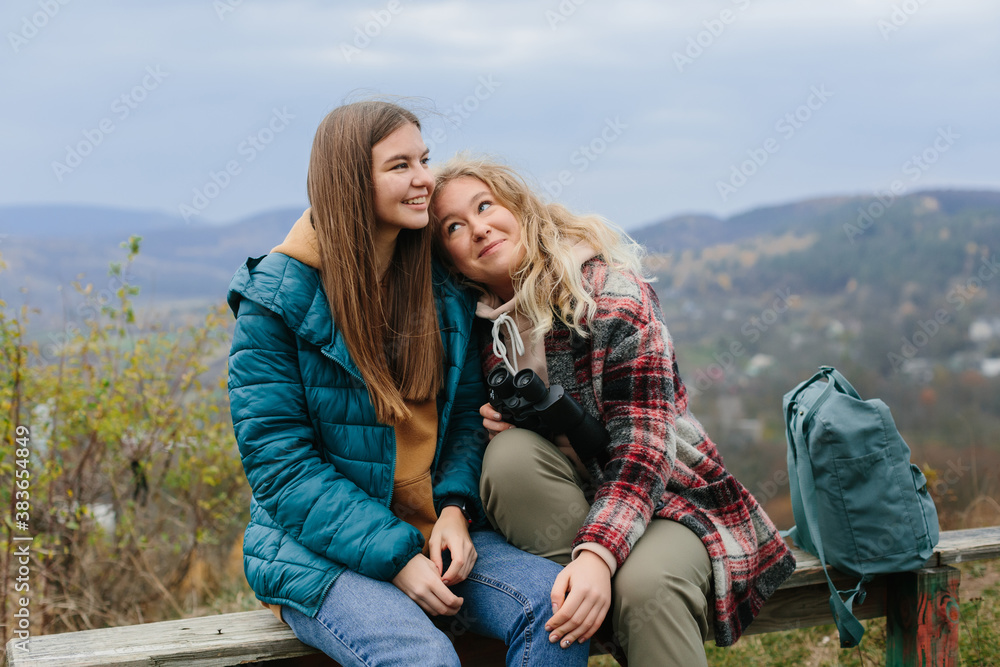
[630,189,1000,254]
[630,189,1000,305]
[630,197,853,253]
[3,189,999,332]
[0,204,185,238]
[0,205,305,328]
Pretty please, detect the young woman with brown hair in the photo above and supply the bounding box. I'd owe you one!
[226,102,589,666]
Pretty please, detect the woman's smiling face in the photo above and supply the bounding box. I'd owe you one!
[433,176,525,301]
[371,122,434,234]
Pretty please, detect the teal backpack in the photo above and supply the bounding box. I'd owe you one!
[783,366,939,648]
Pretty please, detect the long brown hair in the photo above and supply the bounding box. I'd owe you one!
[308,101,442,424]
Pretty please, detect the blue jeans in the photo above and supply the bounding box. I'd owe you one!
[281,530,590,666]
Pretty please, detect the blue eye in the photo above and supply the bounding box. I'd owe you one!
[478,201,492,213]
[446,222,461,234]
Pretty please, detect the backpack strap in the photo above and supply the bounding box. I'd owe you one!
[793,366,862,429]
[821,366,862,400]
[782,368,837,552]
[780,373,832,553]
[787,397,868,648]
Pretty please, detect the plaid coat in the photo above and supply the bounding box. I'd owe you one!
[480,257,795,646]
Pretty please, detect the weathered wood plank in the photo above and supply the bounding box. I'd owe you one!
[746,576,888,636]
[241,656,338,667]
[927,526,1000,566]
[3,610,513,667]
[6,528,997,666]
[780,526,1000,589]
[5,610,316,667]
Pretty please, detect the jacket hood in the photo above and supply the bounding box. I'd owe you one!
[227,208,329,351]
[227,253,339,353]
[228,252,476,384]
[271,209,321,269]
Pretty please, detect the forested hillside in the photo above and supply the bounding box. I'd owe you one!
[632,189,1000,529]
[4,190,999,528]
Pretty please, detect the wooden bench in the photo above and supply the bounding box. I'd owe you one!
[6,527,999,667]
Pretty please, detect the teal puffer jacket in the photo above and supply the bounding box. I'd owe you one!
[227,253,488,617]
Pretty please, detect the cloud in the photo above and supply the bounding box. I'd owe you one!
[1,0,997,227]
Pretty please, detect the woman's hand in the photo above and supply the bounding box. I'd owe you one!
[429,506,477,585]
[392,553,464,616]
[480,402,514,440]
[546,551,613,648]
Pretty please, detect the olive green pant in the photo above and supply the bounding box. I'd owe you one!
[480,428,713,666]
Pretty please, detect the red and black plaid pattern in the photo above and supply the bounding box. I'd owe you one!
[478,258,795,646]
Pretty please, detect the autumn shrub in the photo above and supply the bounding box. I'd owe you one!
[0,238,248,659]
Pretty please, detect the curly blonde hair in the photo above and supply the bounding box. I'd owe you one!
[430,154,647,341]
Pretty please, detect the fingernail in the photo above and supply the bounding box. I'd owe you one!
[493,412,501,420]
[544,625,551,632]
[561,640,571,648]
[549,633,558,643]
[551,603,558,613]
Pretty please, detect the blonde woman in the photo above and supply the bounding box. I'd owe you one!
[430,156,796,665]
[227,103,589,666]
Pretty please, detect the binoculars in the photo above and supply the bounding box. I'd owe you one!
[487,366,610,467]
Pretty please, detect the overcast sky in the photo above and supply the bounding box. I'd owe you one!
[2,0,998,231]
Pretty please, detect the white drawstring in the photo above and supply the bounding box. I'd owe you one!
[491,312,524,375]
